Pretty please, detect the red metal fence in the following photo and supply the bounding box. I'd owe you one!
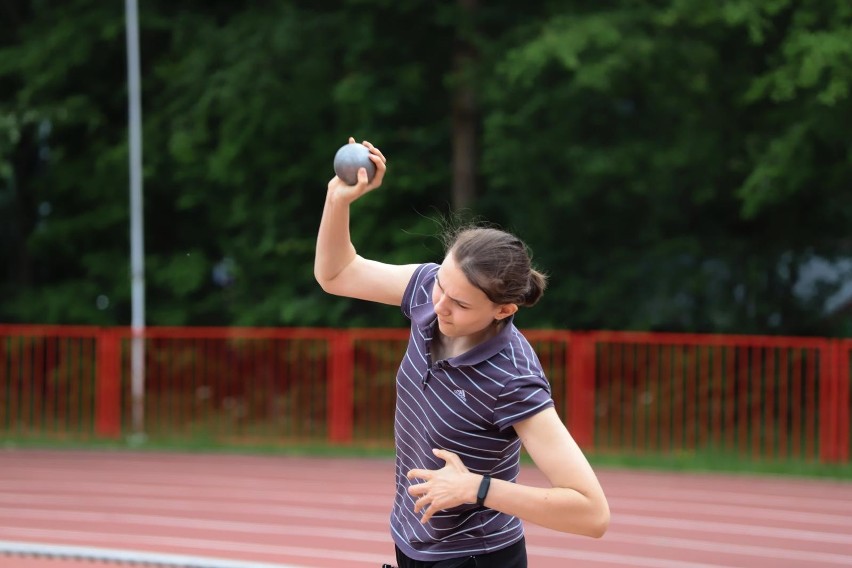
[0,325,849,463]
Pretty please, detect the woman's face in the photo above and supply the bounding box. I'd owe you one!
[432,253,515,338]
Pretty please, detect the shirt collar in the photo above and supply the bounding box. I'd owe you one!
[445,315,516,367]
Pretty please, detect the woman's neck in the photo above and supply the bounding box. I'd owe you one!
[434,319,505,361]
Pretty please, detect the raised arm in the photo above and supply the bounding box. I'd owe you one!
[314,139,418,306]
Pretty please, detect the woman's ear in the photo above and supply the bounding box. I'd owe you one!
[495,303,518,320]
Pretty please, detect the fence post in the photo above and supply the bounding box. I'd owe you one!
[327,330,354,444]
[95,328,121,439]
[822,340,850,463]
[569,332,596,449]
[838,341,851,462]
[819,341,834,463]
[837,341,852,463]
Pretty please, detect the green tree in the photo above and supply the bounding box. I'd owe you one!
[1,1,849,336]
[0,0,130,323]
[477,0,852,335]
[140,1,461,326]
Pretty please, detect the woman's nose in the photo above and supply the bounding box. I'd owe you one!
[434,294,450,315]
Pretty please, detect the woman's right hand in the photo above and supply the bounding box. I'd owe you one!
[327,137,388,204]
[316,136,415,307]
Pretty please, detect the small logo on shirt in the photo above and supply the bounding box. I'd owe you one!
[453,389,466,402]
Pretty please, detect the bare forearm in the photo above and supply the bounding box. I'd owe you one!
[406,429,610,537]
[481,477,609,537]
[314,191,357,285]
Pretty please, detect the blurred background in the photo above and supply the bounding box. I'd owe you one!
[2,0,850,335]
[1,3,851,566]
[1,0,850,468]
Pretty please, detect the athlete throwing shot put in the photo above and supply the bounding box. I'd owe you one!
[315,138,610,568]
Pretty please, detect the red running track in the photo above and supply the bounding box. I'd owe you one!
[0,450,851,567]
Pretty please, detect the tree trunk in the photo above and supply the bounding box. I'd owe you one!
[451,0,478,211]
[9,126,37,290]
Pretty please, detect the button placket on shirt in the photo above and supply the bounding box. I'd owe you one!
[425,358,450,388]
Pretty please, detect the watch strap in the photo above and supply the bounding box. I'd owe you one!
[476,474,491,507]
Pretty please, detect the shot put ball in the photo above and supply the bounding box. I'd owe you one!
[333,143,377,185]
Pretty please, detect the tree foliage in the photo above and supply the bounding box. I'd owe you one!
[1,0,850,336]
[478,0,852,333]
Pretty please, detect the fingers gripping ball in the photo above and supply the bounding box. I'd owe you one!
[333,143,376,186]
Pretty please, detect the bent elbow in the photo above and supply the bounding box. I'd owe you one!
[562,498,609,538]
[588,510,610,538]
[314,272,332,293]
[553,501,610,538]
[316,274,357,299]
[314,255,357,296]
[587,503,611,538]
[314,266,340,295]
[316,278,341,297]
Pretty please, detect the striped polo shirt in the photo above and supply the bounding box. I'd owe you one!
[390,263,555,562]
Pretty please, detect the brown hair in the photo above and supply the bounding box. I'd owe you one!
[444,227,547,307]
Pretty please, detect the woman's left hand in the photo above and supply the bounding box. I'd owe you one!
[406,448,482,524]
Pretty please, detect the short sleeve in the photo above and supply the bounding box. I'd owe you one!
[493,374,555,431]
[401,263,439,320]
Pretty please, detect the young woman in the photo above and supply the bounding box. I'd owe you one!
[315,139,609,568]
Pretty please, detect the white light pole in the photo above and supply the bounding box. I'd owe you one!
[126,0,146,439]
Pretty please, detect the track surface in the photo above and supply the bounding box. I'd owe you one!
[1,450,850,567]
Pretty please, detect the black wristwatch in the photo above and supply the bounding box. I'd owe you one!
[476,474,491,507]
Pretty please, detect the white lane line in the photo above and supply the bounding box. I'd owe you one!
[5,500,850,547]
[0,493,390,524]
[6,454,848,500]
[0,528,391,566]
[6,507,851,566]
[611,497,850,526]
[0,540,308,568]
[0,508,389,543]
[0,481,389,507]
[3,492,847,538]
[607,487,852,512]
[0,531,728,568]
[602,533,852,565]
[614,514,852,545]
[1,459,390,479]
[526,544,732,568]
[4,475,851,513]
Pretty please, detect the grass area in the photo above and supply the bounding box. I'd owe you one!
[4,436,851,481]
[1,436,397,459]
[586,450,852,480]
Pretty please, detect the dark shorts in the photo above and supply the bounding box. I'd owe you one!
[393,537,527,568]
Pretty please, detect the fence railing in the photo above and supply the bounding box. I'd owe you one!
[0,325,849,463]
